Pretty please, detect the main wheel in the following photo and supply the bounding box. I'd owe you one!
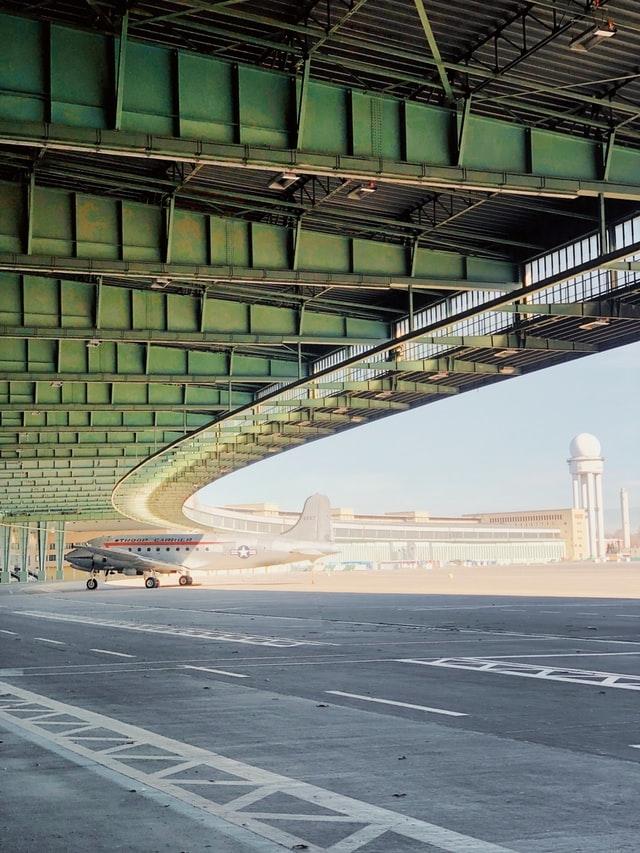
[154,577,160,588]
[186,576,193,585]
[178,575,189,586]
[144,576,156,589]
[86,577,98,590]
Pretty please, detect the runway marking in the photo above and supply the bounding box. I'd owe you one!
[182,665,249,679]
[472,652,640,659]
[400,657,640,691]
[0,629,17,635]
[16,610,334,648]
[0,681,511,853]
[326,690,467,717]
[90,649,135,659]
[34,637,65,645]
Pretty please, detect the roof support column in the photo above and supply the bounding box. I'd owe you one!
[54,521,66,581]
[17,523,29,583]
[37,520,47,582]
[0,524,10,584]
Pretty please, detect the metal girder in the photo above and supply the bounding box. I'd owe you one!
[0,325,387,348]
[1,404,237,412]
[2,120,640,201]
[0,372,294,385]
[500,302,640,321]
[412,0,453,103]
[116,2,640,129]
[0,256,516,292]
[311,379,458,395]
[406,333,597,354]
[354,357,522,376]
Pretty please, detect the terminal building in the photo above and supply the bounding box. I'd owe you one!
[185,499,567,567]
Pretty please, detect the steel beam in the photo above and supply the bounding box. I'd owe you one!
[0,255,517,293]
[2,121,639,200]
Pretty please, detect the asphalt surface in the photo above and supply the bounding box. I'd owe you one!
[2,583,640,852]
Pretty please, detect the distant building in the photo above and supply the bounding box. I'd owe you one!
[186,499,565,566]
[470,509,587,562]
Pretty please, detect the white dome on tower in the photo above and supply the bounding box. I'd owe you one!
[569,432,601,459]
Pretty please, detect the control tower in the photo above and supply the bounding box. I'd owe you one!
[568,434,605,561]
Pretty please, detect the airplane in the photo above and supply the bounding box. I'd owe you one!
[65,494,337,590]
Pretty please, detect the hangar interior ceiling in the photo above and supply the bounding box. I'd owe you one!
[0,0,639,524]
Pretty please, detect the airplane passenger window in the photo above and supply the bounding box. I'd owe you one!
[156,547,160,551]
[147,547,151,552]
[166,547,170,551]
[186,547,190,551]
[176,547,180,551]
[137,547,141,552]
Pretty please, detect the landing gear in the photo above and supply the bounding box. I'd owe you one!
[144,576,157,589]
[178,575,189,586]
[86,577,98,590]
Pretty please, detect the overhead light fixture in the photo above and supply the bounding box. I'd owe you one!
[569,20,617,52]
[375,390,393,399]
[50,381,63,388]
[334,406,349,414]
[151,278,171,289]
[347,182,377,201]
[351,416,365,423]
[430,371,449,381]
[495,348,519,359]
[499,365,517,376]
[579,318,610,331]
[268,171,299,191]
[86,339,101,348]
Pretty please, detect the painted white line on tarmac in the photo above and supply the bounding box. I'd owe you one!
[0,681,510,852]
[0,629,17,635]
[16,610,335,648]
[182,665,248,679]
[399,657,640,691]
[34,638,65,645]
[89,649,135,658]
[326,690,467,717]
[470,651,640,659]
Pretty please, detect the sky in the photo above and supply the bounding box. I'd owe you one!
[200,341,640,526]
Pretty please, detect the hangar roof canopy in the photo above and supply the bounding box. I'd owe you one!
[0,0,639,523]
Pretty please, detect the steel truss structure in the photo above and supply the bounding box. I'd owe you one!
[0,1,639,526]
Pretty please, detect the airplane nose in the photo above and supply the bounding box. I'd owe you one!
[65,548,93,570]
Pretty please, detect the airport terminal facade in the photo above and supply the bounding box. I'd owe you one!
[186,500,568,567]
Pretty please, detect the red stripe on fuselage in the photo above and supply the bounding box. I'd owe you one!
[102,540,224,547]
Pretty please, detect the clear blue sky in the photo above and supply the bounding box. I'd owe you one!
[200,341,640,525]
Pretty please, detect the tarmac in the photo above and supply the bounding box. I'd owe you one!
[2,570,640,852]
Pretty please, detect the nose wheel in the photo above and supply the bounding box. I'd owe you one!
[86,577,98,590]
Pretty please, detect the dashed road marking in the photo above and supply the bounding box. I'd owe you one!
[182,665,249,679]
[33,637,65,645]
[0,681,511,853]
[0,629,17,635]
[400,657,640,691]
[16,610,335,648]
[326,690,467,717]
[90,649,135,659]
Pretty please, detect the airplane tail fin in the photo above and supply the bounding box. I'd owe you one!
[281,494,333,543]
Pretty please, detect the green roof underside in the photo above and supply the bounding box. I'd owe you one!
[0,0,639,523]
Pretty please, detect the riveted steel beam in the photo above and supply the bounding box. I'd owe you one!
[2,120,640,200]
